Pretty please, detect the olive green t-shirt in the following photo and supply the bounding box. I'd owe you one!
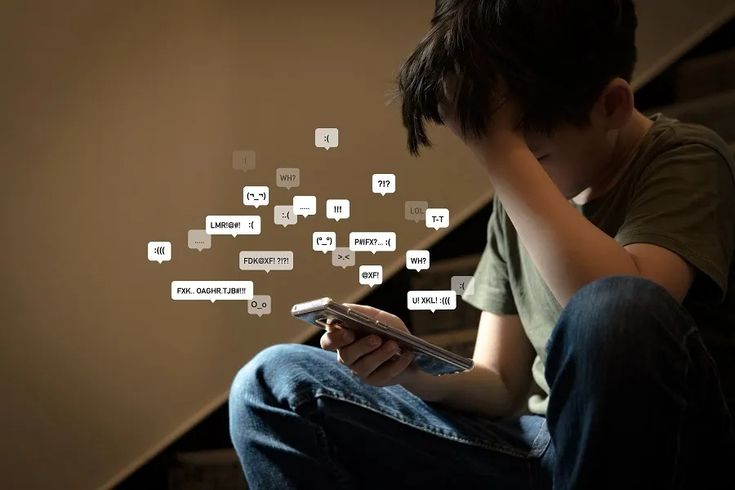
[462,112,735,416]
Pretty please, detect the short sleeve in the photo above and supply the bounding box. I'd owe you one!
[462,195,518,314]
[615,143,735,304]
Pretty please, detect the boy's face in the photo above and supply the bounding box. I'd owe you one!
[524,122,615,200]
[520,78,636,201]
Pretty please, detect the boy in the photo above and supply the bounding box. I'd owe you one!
[229,1,735,488]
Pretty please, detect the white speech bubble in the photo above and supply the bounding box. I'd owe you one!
[276,168,300,189]
[406,250,430,272]
[147,241,171,264]
[359,265,383,288]
[313,232,336,254]
[451,275,475,296]
[171,281,254,303]
[273,205,297,227]
[206,215,261,237]
[407,290,457,313]
[248,295,272,316]
[239,251,294,273]
[187,229,212,251]
[425,208,449,230]
[331,247,355,269]
[326,199,350,222]
[232,150,256,172]
[349,232,396,254]
[405,200,429,222]
[293,195,317,218]
[372,173,396,196]
[243,186,269,208]
[315,128,339,150]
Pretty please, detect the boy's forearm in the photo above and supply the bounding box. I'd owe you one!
[477,137,640,307]
[399,364,517,418]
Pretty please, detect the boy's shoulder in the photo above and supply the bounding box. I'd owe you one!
[646,112,734,168]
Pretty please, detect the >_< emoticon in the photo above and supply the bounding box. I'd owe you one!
[331,247,355,269]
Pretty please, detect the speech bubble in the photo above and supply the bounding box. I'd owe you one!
[331,247,355,269]
[273,205,297,227]
[276,168,300,189]
[313,232,336,254]
[407,290,457,313]
[326,199,350,222]
[451,275,475,296]
[248,295,272,317]
[359,265,383,288]
[187,229,212,251]
[293,195,317,218]
[405,200,429,222]
[232,150,256,172]
[147,241,171,263]
[406,250,430,272]
[425,208,449,230]
[239,251,294,273]
[171,281,253,303]
[206,215,261,237]
[243,186,269,208]
[349,232,396,254]
[372,173,396,196]
[315,128,339,150]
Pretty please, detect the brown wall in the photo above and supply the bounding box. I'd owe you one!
[1,1,733,489]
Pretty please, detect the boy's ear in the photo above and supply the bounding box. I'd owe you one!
[590,77,634,131]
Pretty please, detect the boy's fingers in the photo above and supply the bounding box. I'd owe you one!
[350,340,400,378]
[367,351,415,385]
[320,328,355,351]
[337,335,383,365]
[343,303,402,328]
[342,303,380,319]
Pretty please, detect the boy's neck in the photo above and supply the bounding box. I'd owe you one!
[572,109,653,206]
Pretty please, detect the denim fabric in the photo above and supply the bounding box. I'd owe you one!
[230,275,735,489]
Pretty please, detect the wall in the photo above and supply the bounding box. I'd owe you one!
[0,1,732,488]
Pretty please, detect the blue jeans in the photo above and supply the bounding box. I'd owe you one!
[229,276,735,489]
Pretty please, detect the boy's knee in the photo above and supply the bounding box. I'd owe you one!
[229,343,334,409]
[547,275,683,361]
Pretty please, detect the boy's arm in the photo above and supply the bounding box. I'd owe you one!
[454,101,695,307]
[400,311,535,418]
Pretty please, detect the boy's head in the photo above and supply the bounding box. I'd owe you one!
[397,0,640,198]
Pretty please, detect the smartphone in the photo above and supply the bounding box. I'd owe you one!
[291,297,474,376]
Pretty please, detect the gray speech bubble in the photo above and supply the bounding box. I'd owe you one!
[248,294,272,317]
[188,229,212,252]
[274,205,297,227]
[331,247,355,269]
[239,251,294,273]
[276,168,300,189]
[232,150,256,172]
[405,200,429,222]
[451,275,475,296]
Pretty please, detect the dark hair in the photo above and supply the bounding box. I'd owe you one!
[396,0,637,155]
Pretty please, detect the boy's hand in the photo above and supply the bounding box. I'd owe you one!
[438,81,528,160]
[319,304,419,388]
